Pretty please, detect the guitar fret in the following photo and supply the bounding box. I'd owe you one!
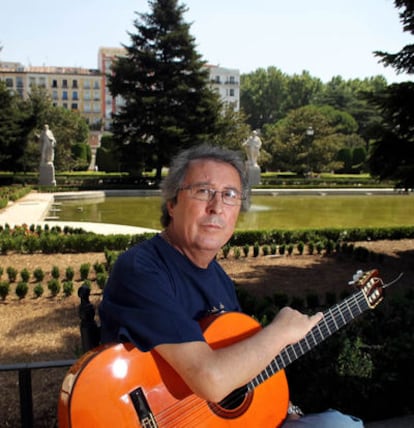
[355,292,366,313]
[343,298,354,322]
[249,274,382,391]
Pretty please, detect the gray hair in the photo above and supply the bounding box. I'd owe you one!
[160,144,248,227]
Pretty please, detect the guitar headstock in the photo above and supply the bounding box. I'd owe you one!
[349,269,384,309]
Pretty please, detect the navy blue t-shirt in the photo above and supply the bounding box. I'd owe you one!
[99,234,241,352]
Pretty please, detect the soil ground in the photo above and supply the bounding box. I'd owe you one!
[0,240,413,427]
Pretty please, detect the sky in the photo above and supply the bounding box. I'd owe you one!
[1,0,412,83]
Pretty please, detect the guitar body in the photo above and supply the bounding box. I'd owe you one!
[58,312,289,427]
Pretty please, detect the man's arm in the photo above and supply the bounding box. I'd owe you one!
[155,307,323,403]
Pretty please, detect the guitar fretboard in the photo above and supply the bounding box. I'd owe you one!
[248,289,370,390]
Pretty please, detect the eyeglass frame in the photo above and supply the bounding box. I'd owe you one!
[178,183,246,206]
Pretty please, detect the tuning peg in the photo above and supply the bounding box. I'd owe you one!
[348,269,364,285]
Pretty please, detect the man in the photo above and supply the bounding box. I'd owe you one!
[99,144,363,427]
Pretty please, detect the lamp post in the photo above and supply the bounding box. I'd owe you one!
[305,126,314,175]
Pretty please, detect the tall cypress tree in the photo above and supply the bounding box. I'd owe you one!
[108,0,222,178]
[368,0,414,189]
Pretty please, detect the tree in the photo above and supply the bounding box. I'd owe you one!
[240,67,289,130]
[0,81,35,172]
[368,0,414,189]
[374,0,414,74]
[263,106,343,174]
[108,0,223,178]
[24,87,89,172]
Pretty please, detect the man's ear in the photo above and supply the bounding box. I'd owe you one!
[166,199,175,218]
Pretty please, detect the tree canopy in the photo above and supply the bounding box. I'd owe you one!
[108,0,224,178]
[368,0,414,189]
[0,82,89,173]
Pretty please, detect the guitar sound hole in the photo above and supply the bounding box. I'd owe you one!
[208,385,252,419]
[218,385,248,409]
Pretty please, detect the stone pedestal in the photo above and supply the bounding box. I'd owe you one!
[246,162,261,186]
[39,163,56,186]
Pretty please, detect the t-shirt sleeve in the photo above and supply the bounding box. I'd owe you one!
[99,246,205,352]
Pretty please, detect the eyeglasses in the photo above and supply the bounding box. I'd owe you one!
[179,184,245,206]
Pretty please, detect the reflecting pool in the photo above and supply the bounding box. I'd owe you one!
[53,194,414,231]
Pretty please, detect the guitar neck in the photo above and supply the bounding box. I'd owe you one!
[249,289,370,390]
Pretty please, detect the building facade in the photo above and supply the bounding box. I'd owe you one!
[0,48,240,131]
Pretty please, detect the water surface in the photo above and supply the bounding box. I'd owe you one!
[53,194,414,231]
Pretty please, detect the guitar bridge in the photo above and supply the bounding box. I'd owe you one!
[130,387,158,427]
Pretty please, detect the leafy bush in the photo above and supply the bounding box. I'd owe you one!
[33,283,44,298]
[253,242,259,257]
[308,241,315,255]
[62,281,74,297]
[0,281,10,300]
[33,268,45,282]
[93,262,105,274]
[316,241,324,255]
[222,244,230,259]
[80,263,91,280]
[243,244,249,257]
[96,273,108,290]
[20,268,30,283]
[15,281,29,299]
[262,245,269,256]
[233,247,241,260]
[47,278,60,296]
[82,279,92,289]
[65,266,75,281]
[51,265,60,279]
[6,266,17,282]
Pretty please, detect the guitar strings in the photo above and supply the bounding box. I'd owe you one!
[144,287,377,425]
[154,393,218,426]
[251,289,370,386]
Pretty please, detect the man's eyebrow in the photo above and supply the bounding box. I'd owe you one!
[190,182,241,191]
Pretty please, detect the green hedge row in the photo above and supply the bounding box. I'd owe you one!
[1,224,414,255]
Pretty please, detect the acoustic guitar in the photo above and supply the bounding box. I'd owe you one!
[58,269,384,427]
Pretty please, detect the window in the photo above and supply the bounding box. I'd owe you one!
[84,79,91,89]
[229,88,235,97]
[229,76,235,84]
[93,102,101,113]
[84,102,91,112]
[62,79,68,88]
[52,90,58,100]
[29,77,36,87]
[84,90,91,100]
[71,103,78,110]
[93,90,100,100]
[93,81,100,89]
[39,77,46,88]
[16,77,24,88]
[72,91,79,100]
[72,79,78,88]
[5,78,13,87]
[52,79,58,88]
[62,91,68,100]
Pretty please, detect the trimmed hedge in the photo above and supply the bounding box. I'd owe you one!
[1,224,414,255]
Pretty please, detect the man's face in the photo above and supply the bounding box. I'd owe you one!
[167,159,242,258]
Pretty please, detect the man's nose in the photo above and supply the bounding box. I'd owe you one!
[207,192,224,212]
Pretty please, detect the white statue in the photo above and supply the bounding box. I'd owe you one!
[243,130,262,167]
[40,124,56,165]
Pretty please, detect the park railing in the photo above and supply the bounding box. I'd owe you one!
[0,359,76,428]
